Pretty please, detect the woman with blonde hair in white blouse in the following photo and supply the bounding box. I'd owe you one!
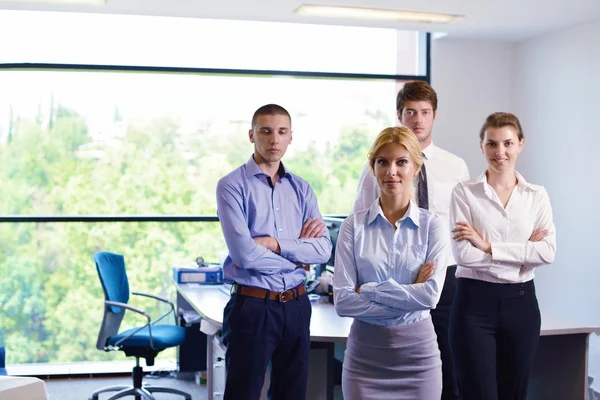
[449,112,556,400]
[334,126,448,400]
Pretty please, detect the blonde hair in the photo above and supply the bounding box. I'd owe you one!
[368,127,423,173]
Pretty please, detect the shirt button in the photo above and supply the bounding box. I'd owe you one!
[276,208,279,211]
[279,229,283,232]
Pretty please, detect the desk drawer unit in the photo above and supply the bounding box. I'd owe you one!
[212,335,227,399]
[210,334,270,400]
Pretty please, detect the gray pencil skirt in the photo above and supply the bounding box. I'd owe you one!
[342,316,442,400]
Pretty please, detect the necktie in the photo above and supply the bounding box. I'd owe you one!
[417,155,429,210]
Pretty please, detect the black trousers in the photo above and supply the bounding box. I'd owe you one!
[222,291,312,400]
[449,278,541,400]
[431,265,461,400]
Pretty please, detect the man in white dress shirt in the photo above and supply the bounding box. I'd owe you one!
[353,81,469,400]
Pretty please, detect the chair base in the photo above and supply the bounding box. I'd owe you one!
[90,385,192,400]
[89,361,191,400]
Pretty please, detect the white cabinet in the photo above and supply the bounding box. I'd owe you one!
[212,334,227,399]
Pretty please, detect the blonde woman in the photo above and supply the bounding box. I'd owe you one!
[449,112,556,400]
[334,126,448,400]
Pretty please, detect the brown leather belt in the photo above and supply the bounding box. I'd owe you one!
[232,283,306,303]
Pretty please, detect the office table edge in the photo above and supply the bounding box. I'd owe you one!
[176,283,225,327]
[175,283,600,339]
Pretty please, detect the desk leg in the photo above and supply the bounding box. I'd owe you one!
[325,343,334,400]
[528,333,590,400]
[207,334,214,400]
[208,338,334,400]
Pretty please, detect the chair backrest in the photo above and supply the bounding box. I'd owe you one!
[0,345,6,375]
[94,251,130,350]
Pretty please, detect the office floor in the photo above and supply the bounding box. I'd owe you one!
[44,375,205,400]
[43,375,344,400]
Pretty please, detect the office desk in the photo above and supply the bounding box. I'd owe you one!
[176,283,599,400]
[0,376,49,400]
[529,315,600,400]
[176,284,347,400]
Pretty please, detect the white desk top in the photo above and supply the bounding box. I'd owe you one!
[539,314,600,337]
[176,283,600,342]
[0,376,48,400]
[176,283,352,342]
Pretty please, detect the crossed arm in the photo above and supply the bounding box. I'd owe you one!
[358,218,448,311]
[333,217,447,320]
[216,179,331,273]
[450,185,556,279]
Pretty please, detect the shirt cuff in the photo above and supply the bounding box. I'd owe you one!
[491,242,523,263]
[359,282,378,301]
[487,264,521,281]
[277,238,299,259]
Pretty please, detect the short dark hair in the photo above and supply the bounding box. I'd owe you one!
[479,112,524,141]
[251,104,291,128]
[396,81,438,113]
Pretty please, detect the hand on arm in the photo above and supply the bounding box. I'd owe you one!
[277,187,332,265]
[253,237,281,254]
[490,188,556,266]
[361,217,448,311]
[415,260,436,283]
[517,227,548,275]
[452,221,491,254]
[248,214,326,266]
[529,228,549,242]
[333,218,400,319]
[216,178,296,273]
[449,185,493,268]
[300,217,326,239]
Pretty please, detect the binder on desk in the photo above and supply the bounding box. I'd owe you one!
[173,264,223,284]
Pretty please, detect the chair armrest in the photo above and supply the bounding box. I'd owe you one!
[105,300,157,349]
[132,291,172,306]
[131,291,177,325]
[105,301,151,321]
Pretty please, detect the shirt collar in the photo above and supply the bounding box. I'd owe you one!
[245,154,289,179]
[421,142,435,160]
[366,198,421,227]
[476,170,540,195]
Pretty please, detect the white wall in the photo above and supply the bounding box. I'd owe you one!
[431,38,517,175]
[515,24,600,389]
[432,29,600,325]
[514,19,600,327]
[432,21,600,390]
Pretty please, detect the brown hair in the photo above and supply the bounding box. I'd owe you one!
[251,104,291,128]
[396,81,438,113]
[479,112,524,141]
[368,127,423,173]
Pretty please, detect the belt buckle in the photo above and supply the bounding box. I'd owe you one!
[278,290,292,303]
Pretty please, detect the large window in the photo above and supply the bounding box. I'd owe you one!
[0,70,405,216]
[0,10,429,365]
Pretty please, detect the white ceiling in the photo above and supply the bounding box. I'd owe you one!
[1,0,600,42]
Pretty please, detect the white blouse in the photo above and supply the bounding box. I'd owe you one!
[449,171,556,283]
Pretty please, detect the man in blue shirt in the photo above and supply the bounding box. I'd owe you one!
[216,104,332,400]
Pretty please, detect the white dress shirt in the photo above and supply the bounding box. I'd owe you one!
[333,199,448,326]
[449,171,556,283]
[353,142,470,267]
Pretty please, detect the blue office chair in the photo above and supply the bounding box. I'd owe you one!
[91,251,191,400]
[0,345,7,375]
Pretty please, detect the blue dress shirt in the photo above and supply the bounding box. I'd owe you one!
[333,199,448,326]
[216,155,332,292]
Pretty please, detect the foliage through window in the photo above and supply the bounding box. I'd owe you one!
[0,11,427,365]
